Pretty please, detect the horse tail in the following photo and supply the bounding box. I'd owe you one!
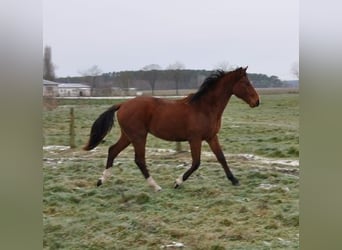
[83,104,121,151]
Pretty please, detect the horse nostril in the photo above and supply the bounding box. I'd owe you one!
[255,99,260,107]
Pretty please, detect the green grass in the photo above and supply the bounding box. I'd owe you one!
[220,94,299,158]
[43,93,299,249]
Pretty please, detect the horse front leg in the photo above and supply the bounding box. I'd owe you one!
[207,135,239,186]
[174,139,201,188]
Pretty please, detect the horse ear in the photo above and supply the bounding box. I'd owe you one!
[244,66,248,72]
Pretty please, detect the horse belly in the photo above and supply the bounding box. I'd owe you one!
[149,111,188,141]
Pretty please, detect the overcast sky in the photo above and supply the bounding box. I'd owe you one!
[43,0,298,80]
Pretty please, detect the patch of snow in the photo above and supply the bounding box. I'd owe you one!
[43,145,70,151]
[263,241,272,247]
[277,237,292,246]
[258,183,279,190]
[161,242,184,249]
[175,162,188,169]
[258,183,290,192]
[147,147,177,155]
[237,154,299,167]
[202,151,214,157]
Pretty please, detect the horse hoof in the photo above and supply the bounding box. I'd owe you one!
[174,182,180,189]
[228,176,239,186]
[96,179,102,187]
[232,179,240,186]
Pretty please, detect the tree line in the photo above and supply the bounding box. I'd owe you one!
[57,68,285,96]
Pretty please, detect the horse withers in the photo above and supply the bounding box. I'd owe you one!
[83,67,259,191]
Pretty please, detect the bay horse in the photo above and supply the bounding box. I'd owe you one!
[83,67,259,191]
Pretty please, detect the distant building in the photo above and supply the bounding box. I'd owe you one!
[43,80,92,97]
[43,80,59,97]
[57,83,91,97]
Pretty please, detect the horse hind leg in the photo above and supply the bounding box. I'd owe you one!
[132,139,162,192]
[97,133,130,186]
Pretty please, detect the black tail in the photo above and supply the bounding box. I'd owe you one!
[83,105,120,150]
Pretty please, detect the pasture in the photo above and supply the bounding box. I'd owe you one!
[43,93,299,249]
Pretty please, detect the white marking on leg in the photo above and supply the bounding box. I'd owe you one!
[147,176,162,192]
[100,168,112,183]
[175,174,183,186]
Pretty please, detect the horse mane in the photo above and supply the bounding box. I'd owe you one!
[188,70,226,103]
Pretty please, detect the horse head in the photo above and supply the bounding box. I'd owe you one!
[232,67,260,108]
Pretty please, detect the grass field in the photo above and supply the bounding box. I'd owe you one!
[43,93,299,249]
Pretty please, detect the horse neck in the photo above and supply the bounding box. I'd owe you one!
[196,78,234,117]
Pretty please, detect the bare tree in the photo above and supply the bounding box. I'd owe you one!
[291,61,299,79]
[141,64,162,95]
[43,46,56,81]
[79,65,103,96]
[115,71,134,96]
[167,61,185,95]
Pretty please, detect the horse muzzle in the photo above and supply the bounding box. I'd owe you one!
[250,99,260,108]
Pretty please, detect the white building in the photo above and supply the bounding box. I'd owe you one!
[57,83,91,97]
[43,80,59,97]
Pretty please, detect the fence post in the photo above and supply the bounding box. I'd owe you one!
[176,141,182,153]
[69,107,76,148]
